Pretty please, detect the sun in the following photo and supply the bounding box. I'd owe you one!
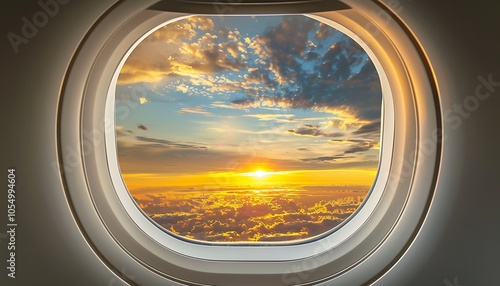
[253,170,266,178]
[242,170,272,178]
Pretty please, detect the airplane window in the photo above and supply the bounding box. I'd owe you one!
[59,0,439,283]
[114,15,382,243]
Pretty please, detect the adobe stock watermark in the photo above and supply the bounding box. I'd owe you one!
[281,225,352,285]
[390,73,499,184]
[213,0,244,15]
[365,0,409,37]
[444,74,499,130]
[7,0,71,54]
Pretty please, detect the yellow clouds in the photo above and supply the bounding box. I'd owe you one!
[176,83,190,93]
[118,16,247,84]
[139,97,149,104]
[190,16,215,31]
[132,185,370,242]
[144,21,197,44]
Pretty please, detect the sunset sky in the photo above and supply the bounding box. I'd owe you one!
[115,15,382,242]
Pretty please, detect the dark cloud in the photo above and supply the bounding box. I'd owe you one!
[253,16,317,55]
[244,68,277,89]
[144,194,166,204]
[137,124,148,131]
[330,139,370,143]
[301,156,348,163]
[236,203,274,220]
[186,43,247,74]
[329,138,377,156]
[287,125,344,138]
[352,121,381,136]
[231,16,381,122]
[136,136,207,150]
[315,23,336,40]
[343,141,375,154]
[305,51,320,61]
[218,26,231,39]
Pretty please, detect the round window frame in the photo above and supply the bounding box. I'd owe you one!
[57,0,440,285]
[106,14,392,251]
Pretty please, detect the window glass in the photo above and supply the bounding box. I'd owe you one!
[115,15,382,243]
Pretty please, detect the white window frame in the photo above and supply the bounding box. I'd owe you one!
[104,13,393,261]
[57,0,440,285]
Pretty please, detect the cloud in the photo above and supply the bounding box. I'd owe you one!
[231,17,382,124]
[210,101,243,110]
[298,138,377,162]
[139,97,149,104]
[243,113,295,121]
[243,67,277,89]
[352,121,381,136]
[177,32,247,74]
[305,51,320,61]
[235,203,274,220]
[190,16,215,31]
[118,15,382,150]
[287,124,344,138]
[301,156,348,163]
[247,16,318,85]
[118,16,247,84]
[231,57,381,121]
[179,106,213,116]
[116,126,134,138]
[172,37,247,77]
[132,187,368,242]
[343,141,375,154]
[315,23,336,40]
[117,133,378,176]
[330,138,371,144]
[118,15,381,130]
[137,124,148,131]
[136,136,207,150]
[176,84,190,93]
[142,20,197,44]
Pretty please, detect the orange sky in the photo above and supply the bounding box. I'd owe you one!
[123,168,377,191]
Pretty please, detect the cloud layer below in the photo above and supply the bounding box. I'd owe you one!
[134,186,369,242]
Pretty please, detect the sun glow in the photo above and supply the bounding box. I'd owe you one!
[241,170,277,179]
[254,170,265,178]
